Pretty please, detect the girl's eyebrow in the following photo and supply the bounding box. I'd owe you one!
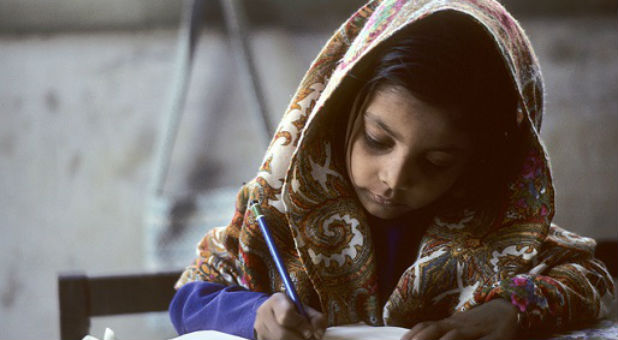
[364,112,402,140]
[364,111,468,154]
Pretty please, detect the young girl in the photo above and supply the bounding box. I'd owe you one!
[169,1,614,339]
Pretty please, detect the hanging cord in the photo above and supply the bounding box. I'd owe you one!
[219,0,274,146]
[148,0,205,197]
[149,0,272,198]
[144,0,273,268]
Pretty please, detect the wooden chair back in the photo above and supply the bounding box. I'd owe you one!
[57,270,182,340]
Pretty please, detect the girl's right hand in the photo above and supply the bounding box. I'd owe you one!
[254,292,327,340]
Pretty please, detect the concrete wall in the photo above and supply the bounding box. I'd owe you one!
[0,0,180,32]
[0,2,616,339]
[1,0,614,32]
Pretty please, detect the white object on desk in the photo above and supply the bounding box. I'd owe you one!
[323,323,408,340]
[171,323,409,340]
[82,328,116,340]
[171,330,246,340]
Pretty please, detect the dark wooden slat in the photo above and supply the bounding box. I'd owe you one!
[58,273,90,340]
[595,239,618,278]
[87,271,181,316]
[58,270,182,340]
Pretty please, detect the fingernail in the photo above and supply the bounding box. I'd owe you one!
[303,329,312,339]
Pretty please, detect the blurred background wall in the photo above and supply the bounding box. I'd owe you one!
[0,0,616,338]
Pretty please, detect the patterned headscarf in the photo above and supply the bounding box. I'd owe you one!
[177,0,607,329]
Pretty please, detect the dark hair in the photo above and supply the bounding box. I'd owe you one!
[358,11,522,204]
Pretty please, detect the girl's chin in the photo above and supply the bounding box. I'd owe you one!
[363,201,410,220]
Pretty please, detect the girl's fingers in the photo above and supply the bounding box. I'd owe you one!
[273,305,304,328]
[411,319,484,340]
[402,321,432,340]
[409,323,446,340]
[258,316,274,340]
[306,305,327,339]
[274,326,307,340]
[478,333,500,340]
[261,309,280,339]
[272,294,302,326]
[257,309,275,340]
[264,307,307,340]
[254,299,275,340]
[271,294,314,339]
[439,329,463,340]
[478,336,494,340]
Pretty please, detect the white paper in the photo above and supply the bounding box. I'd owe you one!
[171,330,248,340]
[323,323,408,340]
[171,324,408,340]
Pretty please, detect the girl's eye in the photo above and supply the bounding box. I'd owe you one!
[424,157,453,171]
[363,131,390,150]
[426,161,447,170]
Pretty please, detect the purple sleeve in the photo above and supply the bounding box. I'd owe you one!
[169,281,270,339]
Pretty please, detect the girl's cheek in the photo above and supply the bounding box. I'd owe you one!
[350,146,376,186]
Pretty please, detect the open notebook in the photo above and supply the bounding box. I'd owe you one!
[171,323,408,340]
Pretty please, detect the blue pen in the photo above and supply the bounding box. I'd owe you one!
[250,201,310,320]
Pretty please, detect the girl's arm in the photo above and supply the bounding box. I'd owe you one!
[402,224,614,340]
[477,224,615,335]
[169,281,269,339]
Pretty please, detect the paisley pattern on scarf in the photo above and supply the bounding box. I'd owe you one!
[176,0,614,333]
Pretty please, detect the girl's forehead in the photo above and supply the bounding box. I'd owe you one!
[364,86,471,150]
[368,84,457,117]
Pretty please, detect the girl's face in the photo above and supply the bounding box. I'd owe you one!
[347,84,472,219]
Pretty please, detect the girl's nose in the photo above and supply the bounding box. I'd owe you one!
[381,156,414,191]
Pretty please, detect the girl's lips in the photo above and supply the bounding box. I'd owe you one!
[368,191,405,207]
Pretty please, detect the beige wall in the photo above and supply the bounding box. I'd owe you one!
[0,0,179,32]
